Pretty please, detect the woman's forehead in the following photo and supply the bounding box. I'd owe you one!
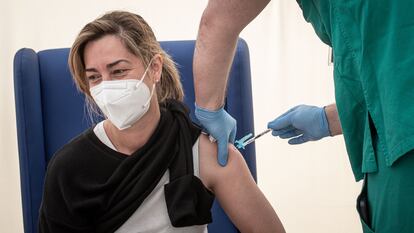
[84,35,141,69]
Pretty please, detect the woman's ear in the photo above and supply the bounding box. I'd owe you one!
[151,54,163,82]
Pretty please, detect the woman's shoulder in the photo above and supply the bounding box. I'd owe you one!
[47,128,96,175]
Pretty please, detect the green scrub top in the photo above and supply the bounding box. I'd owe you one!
[297,0,414,181]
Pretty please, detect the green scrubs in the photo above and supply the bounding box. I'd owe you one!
[297,0,414,232]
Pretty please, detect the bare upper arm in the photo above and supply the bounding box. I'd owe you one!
[201,0,271,34]
[198,135,285,233]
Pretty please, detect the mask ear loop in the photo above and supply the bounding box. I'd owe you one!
[135,58,154,88]
[140,57,157,109]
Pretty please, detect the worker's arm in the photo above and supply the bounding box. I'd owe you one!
[324,103,342,136]
[194,0,271,109]
[194,0,271,166]
[268,103,342,145]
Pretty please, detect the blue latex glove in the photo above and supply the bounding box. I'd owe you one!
[195,104,237,166]
[267,105,330,145]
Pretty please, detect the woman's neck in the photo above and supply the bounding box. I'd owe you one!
[104,101,161,155]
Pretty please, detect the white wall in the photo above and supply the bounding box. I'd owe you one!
[0,0,362,232]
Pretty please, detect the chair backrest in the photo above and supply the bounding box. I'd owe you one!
[13,39,256,233]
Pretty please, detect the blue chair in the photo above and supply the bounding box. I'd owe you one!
[13,39,256,233]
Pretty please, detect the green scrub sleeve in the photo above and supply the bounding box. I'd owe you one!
[296,0,332,46]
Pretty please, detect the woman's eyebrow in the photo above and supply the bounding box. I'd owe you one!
[107,59,131,68]
[85,59,131,72]
[85,68,98,72]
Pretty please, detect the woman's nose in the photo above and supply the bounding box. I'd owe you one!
[101,73,113,81]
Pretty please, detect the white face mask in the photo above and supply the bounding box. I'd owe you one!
[90,62,156,130]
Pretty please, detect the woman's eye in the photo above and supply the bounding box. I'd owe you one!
[112,69,128,76]
[87,75,101,83]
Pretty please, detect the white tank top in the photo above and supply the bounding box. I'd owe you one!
[93,122,208,233]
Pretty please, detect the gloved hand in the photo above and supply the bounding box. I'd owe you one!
[195,104,237,166]
[267,105,330,145]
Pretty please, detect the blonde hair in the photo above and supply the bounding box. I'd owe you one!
[68,11,183,119]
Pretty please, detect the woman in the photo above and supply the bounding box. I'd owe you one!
[38,11,285,233]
